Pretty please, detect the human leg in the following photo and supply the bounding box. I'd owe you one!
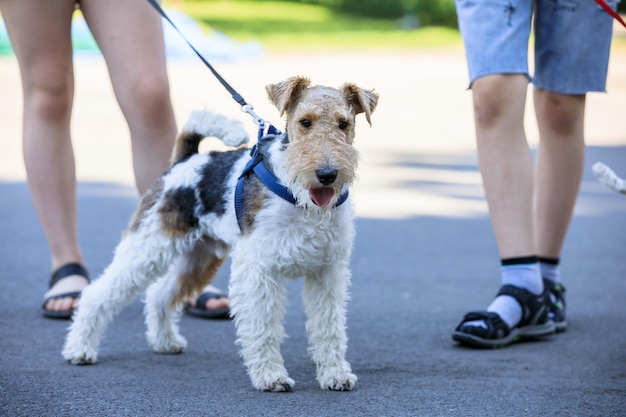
[0,0,90,315]
[473,74,537,260]
[534,90,586,259]
[452,75,552,347]
[80,0,229,313]
[533,90,585,332]
[80,0,177,194]
[451,0,555,347]
[531,0,614,332]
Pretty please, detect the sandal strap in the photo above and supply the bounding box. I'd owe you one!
[49,263,90,288]
[43,291,82,302]
[195,291,225,309]
[543,278,566,297]
[497,285,550,327]
[457,310,511,338]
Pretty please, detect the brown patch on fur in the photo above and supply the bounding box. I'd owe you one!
[171,243,228,308]
[127,178,164,234]
[239,177,268,235]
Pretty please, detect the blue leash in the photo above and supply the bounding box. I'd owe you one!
[145,0,266,127]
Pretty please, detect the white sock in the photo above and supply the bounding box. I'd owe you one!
[463,256,543,330]
[539,257,560,284]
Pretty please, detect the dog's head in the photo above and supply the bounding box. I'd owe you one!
[266,76,378,212]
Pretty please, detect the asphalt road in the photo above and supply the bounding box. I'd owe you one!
[1,48,625,416]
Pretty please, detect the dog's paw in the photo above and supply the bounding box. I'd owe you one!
[259,376,295,393]
[317,368,357,391]
[251,372,295,392]
[150,334,187,354]
[62,345,98,365]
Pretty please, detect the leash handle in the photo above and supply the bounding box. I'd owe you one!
[146,0,249,105]
[595,0,626,29]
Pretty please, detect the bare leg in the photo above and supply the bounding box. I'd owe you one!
[80,0,177,194]
[533,89,586,258]
[473,74,536,258]
[0,0,89,313]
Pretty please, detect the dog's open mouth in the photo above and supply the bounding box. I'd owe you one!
[309,187,335,207]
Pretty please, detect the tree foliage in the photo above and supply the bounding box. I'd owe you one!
[244,0,458,26]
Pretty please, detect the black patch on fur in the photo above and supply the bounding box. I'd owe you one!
[159,187,199,234]
[173,133,205,165]
[198,149,247,215]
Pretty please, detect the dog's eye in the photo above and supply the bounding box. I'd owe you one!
[300,119,312,128]
[338,121,348,130]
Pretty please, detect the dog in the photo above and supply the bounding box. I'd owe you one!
[62,76,378,392]
[593,162,626,195]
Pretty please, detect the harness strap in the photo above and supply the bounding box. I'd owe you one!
[595,0,626,29]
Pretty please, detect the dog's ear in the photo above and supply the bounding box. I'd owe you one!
[341,83,379,126]
[266,76,311,117]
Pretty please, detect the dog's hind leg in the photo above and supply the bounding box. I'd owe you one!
[303,265,357,391]
[145,239,228,354]
[144,272,188,355]
[63,231,178,365]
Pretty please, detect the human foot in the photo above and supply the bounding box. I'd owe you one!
[42,263,90,319]
[184,285,230,319]
[452,285,555,348]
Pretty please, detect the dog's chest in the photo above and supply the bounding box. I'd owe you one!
[241,203,354,273]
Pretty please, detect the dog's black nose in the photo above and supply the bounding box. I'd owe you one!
[316,168,338,185]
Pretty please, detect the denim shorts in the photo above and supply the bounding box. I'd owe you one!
[455,0,618,94]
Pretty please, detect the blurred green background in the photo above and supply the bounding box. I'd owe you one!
[165,0,461,52]
[166,0,626,52]
[1,0,625,55]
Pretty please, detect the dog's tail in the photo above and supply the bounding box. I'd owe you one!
[593,162,626,195]
[171,110,250,165]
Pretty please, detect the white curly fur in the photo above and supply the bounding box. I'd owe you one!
[184,110,249,147]
[593,162,626,195]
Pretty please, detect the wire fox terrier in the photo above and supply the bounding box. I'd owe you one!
[63,76,378,392]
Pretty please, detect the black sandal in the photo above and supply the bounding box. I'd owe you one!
[452,285,555,348]
[544,278,567,333]
[184,290,231,319]
[42,263,90,319]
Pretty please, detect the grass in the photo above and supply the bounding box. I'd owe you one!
[164,0,462,52]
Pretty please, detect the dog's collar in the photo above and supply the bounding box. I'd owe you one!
[234,128,349,231]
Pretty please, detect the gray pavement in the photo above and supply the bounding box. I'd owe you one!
[1,49,625,416]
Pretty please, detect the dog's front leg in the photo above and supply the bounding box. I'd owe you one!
[303,265,357,391]
[229,258,294,392]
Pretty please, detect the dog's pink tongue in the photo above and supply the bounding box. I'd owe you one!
[310,187,335,207]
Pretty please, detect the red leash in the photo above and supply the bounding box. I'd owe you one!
[595,0,626,29]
